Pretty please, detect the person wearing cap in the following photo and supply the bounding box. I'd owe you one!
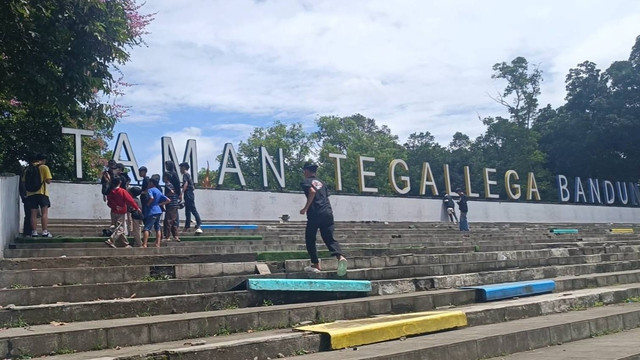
[456,188,470,231]
[300,162,348,276]
[100,159,118,202]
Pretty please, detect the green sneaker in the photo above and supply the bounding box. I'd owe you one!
[337,258,348,277]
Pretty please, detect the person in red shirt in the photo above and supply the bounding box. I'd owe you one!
[105,177,140,248]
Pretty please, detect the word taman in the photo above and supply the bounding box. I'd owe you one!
[63,129,640,206]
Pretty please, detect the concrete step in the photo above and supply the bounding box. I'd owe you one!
[4,265,640,327]
[9,285,640,359]
[293,302,640,360]
[11,233,607,248]
[497,326,640,359]
[7,238,638,259]
[4,249,639,305]
[0,246,629,288]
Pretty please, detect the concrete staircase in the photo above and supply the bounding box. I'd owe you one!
[1,220,639,359]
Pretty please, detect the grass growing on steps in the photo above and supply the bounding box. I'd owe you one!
[13,235,263,244]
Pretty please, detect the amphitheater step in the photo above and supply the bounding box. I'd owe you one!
[498,326,640,359]
[293,302,640,360]
[4,264,640,327]
[12,286,640,360]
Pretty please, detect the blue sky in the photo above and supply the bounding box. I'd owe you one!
[110,0,640,176]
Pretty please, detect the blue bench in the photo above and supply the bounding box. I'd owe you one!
[550,228,578,234]
[247,278,372,292]
[462,279,555,302]
[200,224,258,230]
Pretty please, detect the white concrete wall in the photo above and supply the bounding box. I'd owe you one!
[47,182,640,224]
[0,176,20,257]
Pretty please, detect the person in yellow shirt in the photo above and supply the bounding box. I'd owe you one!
[23,154,53,237]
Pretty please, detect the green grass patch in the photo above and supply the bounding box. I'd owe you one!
[14,235,262,244]
[256,251,331,261]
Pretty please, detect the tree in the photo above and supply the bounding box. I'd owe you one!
[0,0,153,178]
[491,57,542,128]
[537,36,640,182]
[403,131,448,196]
[236,121,313,191]
[315,114,405,195]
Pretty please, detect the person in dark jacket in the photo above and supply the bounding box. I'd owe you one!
[456,188,470,231]
[300,162,348,276]
[443,194,458,224]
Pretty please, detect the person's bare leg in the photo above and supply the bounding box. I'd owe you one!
[41,206,49,232]
[30,208,38,233]
[155,230,162,247]
[143,230,149,247]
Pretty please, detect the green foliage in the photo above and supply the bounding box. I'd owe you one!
[535,37,640,182]
[237,121,313,191]
[5,317,29,328]
[403,131,448,196]
[9,283,29,289]
[491,56,542,129]
[0,0,152,179]
[316,114,406,195]
[141,274,172,282]
[54,347,75,355]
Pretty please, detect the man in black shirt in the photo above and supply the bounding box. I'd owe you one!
[456,188,470,231]
[179,162,202,234]
[300,162,347,275]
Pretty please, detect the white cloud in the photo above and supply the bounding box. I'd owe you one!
[119,0,640,145]
[137,126,251,178]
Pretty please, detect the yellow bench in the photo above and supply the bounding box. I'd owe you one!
[296,310,467,349]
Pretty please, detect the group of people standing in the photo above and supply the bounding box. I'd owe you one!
[442,188,470,231]
[100,160,202,248]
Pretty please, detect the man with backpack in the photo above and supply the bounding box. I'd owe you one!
[22,153,53,237]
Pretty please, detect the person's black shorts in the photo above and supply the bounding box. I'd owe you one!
[26,194,50,209]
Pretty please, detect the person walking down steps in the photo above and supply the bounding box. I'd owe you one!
[299,162,348,276]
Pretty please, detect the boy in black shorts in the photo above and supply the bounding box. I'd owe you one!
[23,153,53,237]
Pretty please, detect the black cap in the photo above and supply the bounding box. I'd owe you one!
[138,166,147,172]
[302,162,318,171]
[129,186,142,197]
[455,188,463,193]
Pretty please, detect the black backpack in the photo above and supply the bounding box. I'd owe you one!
[24,164,43,192]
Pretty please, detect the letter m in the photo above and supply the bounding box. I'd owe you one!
[162,137,198,183]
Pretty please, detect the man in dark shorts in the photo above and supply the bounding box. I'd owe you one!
[23,153,53,237]
[299,162,348,276]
